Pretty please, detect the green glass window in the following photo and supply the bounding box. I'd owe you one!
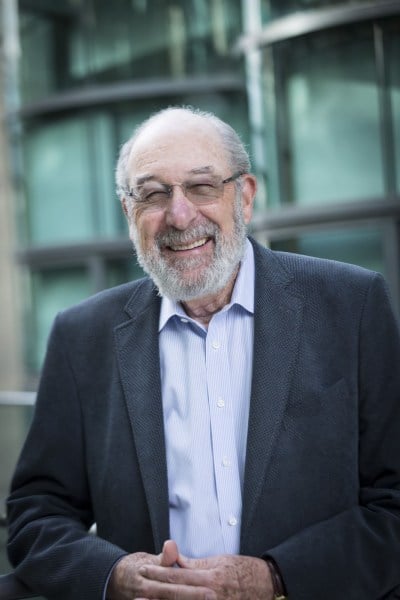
[106,259,145,289]
[28,267,91,372]
[388,23,400,194]
[264,26,384,207]
[19,0,243,103]
[23,112,119,244]
[19,13,56,103]
[270,226,385,274]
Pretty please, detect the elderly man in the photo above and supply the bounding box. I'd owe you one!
[7,107,400,600]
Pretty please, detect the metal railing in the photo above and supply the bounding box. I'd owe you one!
[0,392,36,407]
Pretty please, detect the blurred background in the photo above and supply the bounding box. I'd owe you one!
[0,0,399,575]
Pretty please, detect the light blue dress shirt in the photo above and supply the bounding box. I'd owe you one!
[159,239,255,558]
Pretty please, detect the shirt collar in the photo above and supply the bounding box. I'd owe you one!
[159,238,255,332]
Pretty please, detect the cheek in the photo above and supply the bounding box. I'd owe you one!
[216,206,237,236]
[130,212,161,250]
[199,203,234,233]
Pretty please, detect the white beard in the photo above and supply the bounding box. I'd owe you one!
[130,195,247,301]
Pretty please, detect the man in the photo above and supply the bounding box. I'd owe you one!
[7,107,400,600]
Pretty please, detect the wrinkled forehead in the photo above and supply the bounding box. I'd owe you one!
[127,114,230,182]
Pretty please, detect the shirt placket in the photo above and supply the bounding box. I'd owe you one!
[206,313,242,554]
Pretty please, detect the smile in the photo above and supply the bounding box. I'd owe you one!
[168,237,210,251]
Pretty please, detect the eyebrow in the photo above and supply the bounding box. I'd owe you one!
[134,166,216,187]
[189,166,215,175]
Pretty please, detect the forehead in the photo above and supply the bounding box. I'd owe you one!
[127,114,230,181]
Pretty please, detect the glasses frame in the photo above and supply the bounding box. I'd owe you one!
[125,170,246,208]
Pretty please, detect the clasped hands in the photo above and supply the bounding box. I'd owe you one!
[107,539,274,600]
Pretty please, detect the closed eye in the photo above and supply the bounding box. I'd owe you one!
[187,182,218,196]
[143,188,169,201]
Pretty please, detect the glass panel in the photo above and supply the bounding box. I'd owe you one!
[24,117,94,244]
[106,259,146,289]
[28,267,91,372]
[19,0,243,101]
[388,22,400,194]
[271,226,385,274]
[264,26,384,207]
[19,13,56,103]
[88,113,121,237]
[23,112,119,244]
[261,46,280,208]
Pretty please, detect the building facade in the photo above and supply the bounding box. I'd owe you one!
[1,0,399,385]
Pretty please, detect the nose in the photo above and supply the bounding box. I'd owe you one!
[164,185,197,230]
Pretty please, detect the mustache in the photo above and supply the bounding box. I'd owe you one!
[156,223,219,248]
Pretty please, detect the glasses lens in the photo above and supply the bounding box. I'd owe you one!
[185,180,222,203]
[137,184,169,205]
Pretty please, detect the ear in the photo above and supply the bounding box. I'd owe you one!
[241,174,257,224]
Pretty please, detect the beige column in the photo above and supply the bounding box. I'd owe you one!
[0,68,23,391]
[0,0,24,392]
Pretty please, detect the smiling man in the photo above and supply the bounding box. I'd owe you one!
[7,107,400,600]
[118,108,255,315]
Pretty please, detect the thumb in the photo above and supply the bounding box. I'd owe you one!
[160,539,180,566]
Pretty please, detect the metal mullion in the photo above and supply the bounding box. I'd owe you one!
[87,254,107,294]
[272,42,293,206]
[87,114,102,237]
[373,21,397,196]
[18,74,245,119]
[254,215,386,244]
[382,219,400,309]
[249,196,400,235]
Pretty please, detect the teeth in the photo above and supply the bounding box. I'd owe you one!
[170,238,208,251]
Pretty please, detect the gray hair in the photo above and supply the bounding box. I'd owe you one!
[115,106,251,199]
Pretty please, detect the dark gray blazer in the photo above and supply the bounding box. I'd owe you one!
[7,239,400,599]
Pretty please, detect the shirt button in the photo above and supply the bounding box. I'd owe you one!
[222,457,231,467]
[217,397,225,408]
[212,340,220,349]
[228,516,238,526]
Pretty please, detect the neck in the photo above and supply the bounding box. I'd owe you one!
[181,269,238,327]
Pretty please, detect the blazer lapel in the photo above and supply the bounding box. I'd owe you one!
[241,243,304,545]
[114,279,169,553]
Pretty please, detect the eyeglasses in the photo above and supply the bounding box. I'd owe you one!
[126,171,245,211]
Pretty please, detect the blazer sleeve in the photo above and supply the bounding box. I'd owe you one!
[7,315,127,600]
[266,273,400,599]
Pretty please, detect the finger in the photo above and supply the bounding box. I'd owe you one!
[140,565,213,588]
[160,539,179,567]
[138,575,216,599]
[177,556,210,570]
[175,549,190,569]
